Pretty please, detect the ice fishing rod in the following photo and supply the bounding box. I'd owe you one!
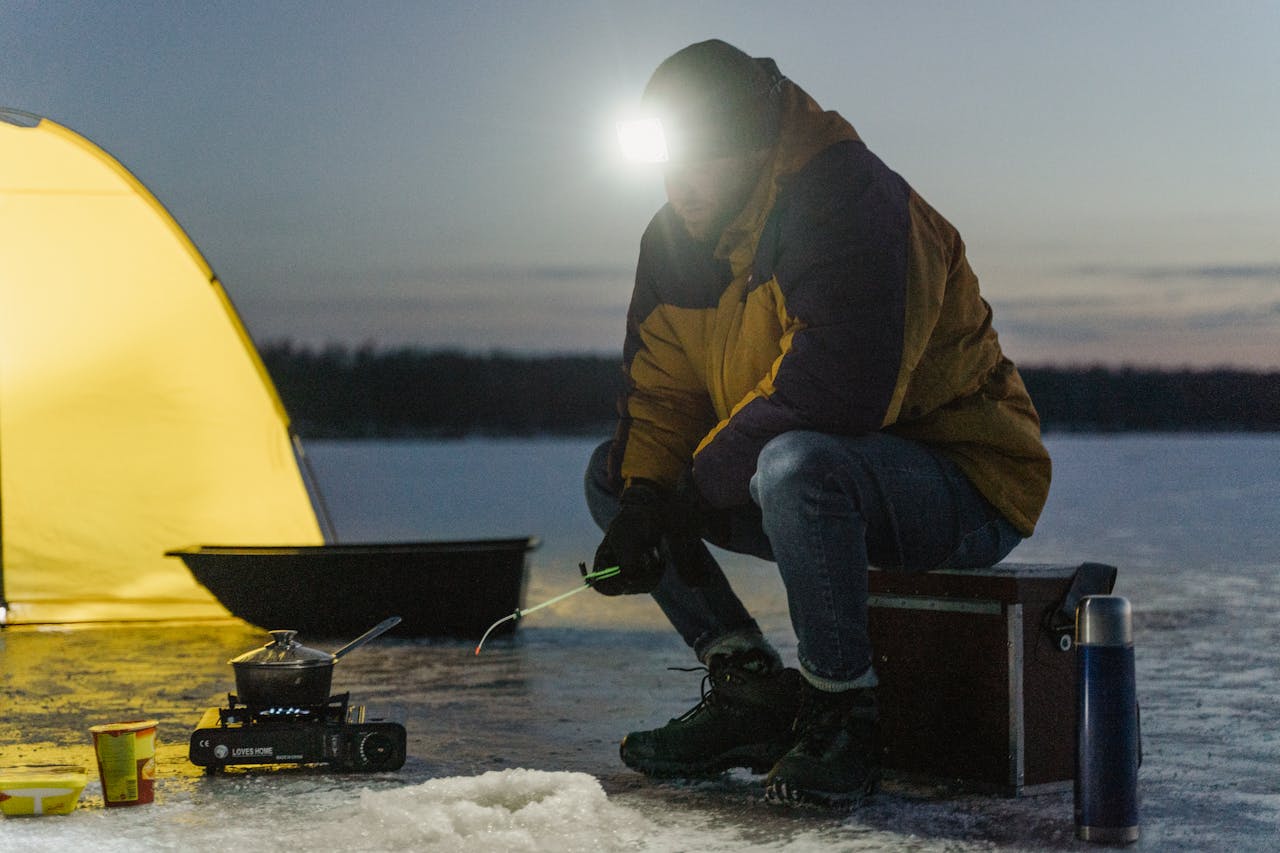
[473,564,620,655]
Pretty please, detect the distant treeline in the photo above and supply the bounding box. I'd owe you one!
[260,342,1280,438]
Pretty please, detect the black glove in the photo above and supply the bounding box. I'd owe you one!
[587,482,667,595]
[586,476,721,595]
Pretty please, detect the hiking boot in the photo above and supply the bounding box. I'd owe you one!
[619,650,804,778]
[764,682,881,808]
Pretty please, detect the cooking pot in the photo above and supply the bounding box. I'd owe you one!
[229,616,401,706]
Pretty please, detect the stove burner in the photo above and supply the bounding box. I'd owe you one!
[217,693,353,726]
[190,692,405,773]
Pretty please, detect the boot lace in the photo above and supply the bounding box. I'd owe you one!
[792,688,875,754]
[791,688,839,751]
[669,666,719,722]
[667,652,778,723]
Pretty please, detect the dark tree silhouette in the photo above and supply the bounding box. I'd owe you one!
[259,342,1280,438]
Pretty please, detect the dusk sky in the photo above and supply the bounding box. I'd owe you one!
[3,1,1278,367]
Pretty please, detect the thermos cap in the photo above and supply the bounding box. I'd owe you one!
[1076,594,1133,646]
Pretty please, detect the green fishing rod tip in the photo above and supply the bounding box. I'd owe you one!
[475,565,621,656]
[581,564,621,582]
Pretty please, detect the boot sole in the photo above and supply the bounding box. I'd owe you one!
[764,768,881,809]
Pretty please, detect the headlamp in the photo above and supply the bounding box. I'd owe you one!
[616,118,669,164]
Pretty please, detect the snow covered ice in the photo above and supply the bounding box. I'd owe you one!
[2,434,1277,851]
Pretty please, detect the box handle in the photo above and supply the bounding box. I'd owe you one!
[1045,562,1118,650]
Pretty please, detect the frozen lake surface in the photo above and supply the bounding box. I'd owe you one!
[2,434,1277,851]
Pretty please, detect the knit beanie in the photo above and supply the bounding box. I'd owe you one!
[641,39,783,162]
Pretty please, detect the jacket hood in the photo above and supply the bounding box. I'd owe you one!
[715,80,862,271]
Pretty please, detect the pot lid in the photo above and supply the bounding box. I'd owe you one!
[229,630,334,667]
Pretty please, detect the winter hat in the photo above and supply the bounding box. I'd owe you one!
[641,39,784,162]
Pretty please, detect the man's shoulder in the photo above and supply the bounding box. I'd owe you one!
[781,139,904,210]
[639,204,684,249]
[638,205,718,270]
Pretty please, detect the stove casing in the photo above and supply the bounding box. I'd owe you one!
[189,695,406,773]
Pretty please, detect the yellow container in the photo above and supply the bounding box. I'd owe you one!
[0,765,88,816]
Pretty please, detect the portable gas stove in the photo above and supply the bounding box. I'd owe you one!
[189,693,406,773]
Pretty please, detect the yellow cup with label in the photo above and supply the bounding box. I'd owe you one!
[89,720,158,807]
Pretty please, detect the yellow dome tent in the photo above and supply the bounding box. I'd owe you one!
[0,109,327,625]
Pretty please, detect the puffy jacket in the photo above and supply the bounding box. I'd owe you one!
[610,80,1050,535]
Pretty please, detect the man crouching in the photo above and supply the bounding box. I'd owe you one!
[585,39,1050,808]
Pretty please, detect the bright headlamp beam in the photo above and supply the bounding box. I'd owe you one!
[617,118,669,163]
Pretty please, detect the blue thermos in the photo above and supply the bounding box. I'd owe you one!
[1075,594,1140,844]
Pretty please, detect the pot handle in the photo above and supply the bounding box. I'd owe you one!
[332,616,402,660]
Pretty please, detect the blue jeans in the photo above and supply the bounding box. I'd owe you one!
[584,431,1023,690]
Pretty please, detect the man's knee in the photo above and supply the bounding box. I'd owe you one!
[752,431,887,511]
[585,440,613,486]
[584,439,620,530]
[753,431,838,503]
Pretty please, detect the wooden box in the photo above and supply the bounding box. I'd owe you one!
[867,562,1115,795]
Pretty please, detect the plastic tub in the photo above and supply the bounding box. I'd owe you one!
[0,765,88,816]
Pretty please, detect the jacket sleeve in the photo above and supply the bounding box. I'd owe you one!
[692,143,912,507]
[612,219,718,491]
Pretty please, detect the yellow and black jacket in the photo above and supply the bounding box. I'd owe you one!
[611,81,1051,535]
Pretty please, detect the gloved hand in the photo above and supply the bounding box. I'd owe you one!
[587,481,667,595]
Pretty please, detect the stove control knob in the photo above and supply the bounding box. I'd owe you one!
[356,731,396,769]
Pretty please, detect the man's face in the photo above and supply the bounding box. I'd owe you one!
[663,151,767,242]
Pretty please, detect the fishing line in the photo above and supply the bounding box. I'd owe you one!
[473,565,620,655]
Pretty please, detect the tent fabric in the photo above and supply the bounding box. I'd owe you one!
[0,110,325,624]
